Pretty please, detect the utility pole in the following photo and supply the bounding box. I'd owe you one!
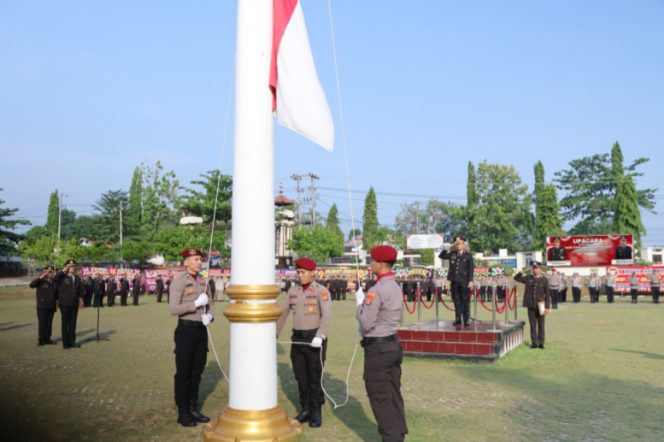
[291,174,303,224]
[308,173,319,228]
[56,192,66,246]
[119,204,124,264]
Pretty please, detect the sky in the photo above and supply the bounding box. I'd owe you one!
[2,0,664,247]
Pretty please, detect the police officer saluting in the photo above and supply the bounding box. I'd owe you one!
[357,245,408,442]
[30,265,57,346]
[169,247,214,427]
[53,259,83,349]
[277,258,331,428]
[438,235,475,326]
[514,261,550,349]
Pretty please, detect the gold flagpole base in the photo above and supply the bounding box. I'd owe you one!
[202,405,301,441]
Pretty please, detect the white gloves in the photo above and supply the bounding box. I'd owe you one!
[310,337,323,348]
[194,293,209,308]
[355,288,365,306]
[202,313,213,326]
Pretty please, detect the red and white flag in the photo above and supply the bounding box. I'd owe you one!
[270,0,334,152]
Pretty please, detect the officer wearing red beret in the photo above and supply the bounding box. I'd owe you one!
[357,245,408,442]
[277,257,332,428]
[169,247,214,426]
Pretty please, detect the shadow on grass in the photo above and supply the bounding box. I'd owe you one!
[200,360,227,408]
[277,358,377,442]
[78,329,118,345]
[0,322,32,332]
[612,348,664,360]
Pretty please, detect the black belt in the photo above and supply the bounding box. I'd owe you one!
[292,329,318,339]
[361,334,397,347]
[178,319,205,328]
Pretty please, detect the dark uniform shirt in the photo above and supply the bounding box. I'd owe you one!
[53,271,83,307]
[30,276,57,310]
[514,272,550,309]
[439,249,474,285]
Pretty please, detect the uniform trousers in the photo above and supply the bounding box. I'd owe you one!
[120,291,128,306]
[652,286,660,304]
[93,292,104,308]
[549,289,559,308]
[156,289,163,303]
[560,288,567,303]
[527,308,546,346]
[606,286,615,303]
[174,320,208,408]
[291,330,327,409]
[37,308,55,344]
[572,287,581,303]
[630,289,638,303]
[60,306,78,347]
[362,336,407,442]
[107,291,115,306]
[450,282,470,323]
[132,291,140,305]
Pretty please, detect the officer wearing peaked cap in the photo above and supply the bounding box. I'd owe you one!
[53,259,84,349]
[357,245,408,442]
[30,265,57,346]
[438,235,475,326]
[277,257,332,428]
[514,261,550,349]
[169,247,214,427]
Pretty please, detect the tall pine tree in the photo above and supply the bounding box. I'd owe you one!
[46,190,59,234]
[362,187,379,249]
[533,161,563,247]
[127,167,142,235]
[326,203,343,237]
[465,161,478,245]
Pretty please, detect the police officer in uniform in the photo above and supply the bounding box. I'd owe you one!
[629,274,640,303]
[615,236,632,260]
[572,273,583,303]
[606,273,616,303]
[547,237,567,262]
[119,273,130,306]
[107,276,117,306]
[53,259,83,349]
[514,261,550,349]
[169,247,214,427]
[156,276,165,303]
[131,275,141,305]
[438,235,475,326]
[92,272,105,308]
[30,265,57,346]
[650,272,661,304]
[547,270,560,309]
[357,245,407,442]
[83,275,94,307]
[277,258,332,428]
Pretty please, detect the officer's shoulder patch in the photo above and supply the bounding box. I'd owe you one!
[322,291,329,301]
[365,292,377,305]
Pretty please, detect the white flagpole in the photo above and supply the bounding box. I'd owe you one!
[203,0,300,440]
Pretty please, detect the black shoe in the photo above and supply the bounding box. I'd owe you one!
[71,344,81,348]
[530,344,538,349]
[294,409,310,423]
[63,346,71,350]
[308,407,322,428]
[38,342,45,346]
[189,403,210,423]
[464,322,470,327]
[46,340,56,345]
[452,320,461,326]
[177,408,197,427]
[538,344,545,349]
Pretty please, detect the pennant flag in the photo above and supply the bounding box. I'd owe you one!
[270,0,335,151]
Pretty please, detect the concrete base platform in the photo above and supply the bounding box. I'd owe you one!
[397,320,525,361]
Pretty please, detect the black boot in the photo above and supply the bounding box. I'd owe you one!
[177,407,197,427]
[189,400,210,423]
[309,405,322,428]
[294,406,311,423]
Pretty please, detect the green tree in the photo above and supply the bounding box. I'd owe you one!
[0,189,30,255]
[465,161,478,242]
[533,161,563,247]
[348,228,361,240]
[325,204,343,237]
[127,166,143,235]
[362,187,380,249]
[554,144,655,234]
[92,189,129,241]
[46,190,59,234]
[151,224,228,262]
[394,200,465,240]
[289,225,344,262]
[178,170,232,227]
[140,161,179,232]
[473,162,531,253]
[18,231,56,265]
[614,174,645,248]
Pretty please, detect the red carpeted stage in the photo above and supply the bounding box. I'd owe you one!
[398,320,525,361]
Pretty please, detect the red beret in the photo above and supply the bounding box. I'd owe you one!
[370,245,398,262]
[294,258,317,271]
[181,247,202,259]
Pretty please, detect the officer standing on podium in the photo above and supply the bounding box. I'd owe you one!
[276,257,332,428]
[169,247,214,427]
[438,235,475,326]
[357,245,408,442]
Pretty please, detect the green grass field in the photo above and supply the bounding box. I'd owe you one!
[1,285,662,441]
